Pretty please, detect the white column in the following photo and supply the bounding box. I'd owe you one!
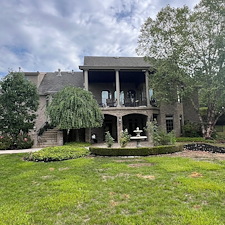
[145,71,150,107]
[115,70,120,107]
[84,70,89,91]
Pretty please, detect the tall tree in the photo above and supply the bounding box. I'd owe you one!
[47,86,103,138]
[137,0,225,138]
[0,72,39,137]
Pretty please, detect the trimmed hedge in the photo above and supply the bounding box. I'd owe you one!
[25,145,90,162]
[89,145,183,156]
[176,137,215,143]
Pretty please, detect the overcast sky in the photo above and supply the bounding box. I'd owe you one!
[0,0,200,78]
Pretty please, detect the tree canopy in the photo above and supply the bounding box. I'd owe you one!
[47,86,103,130]
[0,72,39,137]
[137,0,225,138]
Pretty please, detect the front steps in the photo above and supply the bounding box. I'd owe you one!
[37,128,63,147]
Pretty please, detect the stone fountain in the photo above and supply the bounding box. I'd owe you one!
[130,127,147,147]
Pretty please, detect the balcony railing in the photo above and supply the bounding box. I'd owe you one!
[99,98,157,108]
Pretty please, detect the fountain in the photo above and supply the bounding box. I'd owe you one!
[130,127,147,147]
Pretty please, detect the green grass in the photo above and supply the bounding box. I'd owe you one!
[0,152,225,224]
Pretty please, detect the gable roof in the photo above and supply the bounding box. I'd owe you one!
[38,71,83,95]
[79,56,150,70]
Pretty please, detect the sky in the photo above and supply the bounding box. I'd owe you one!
[0,0,200,78]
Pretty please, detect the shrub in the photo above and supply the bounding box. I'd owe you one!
[25,145,90,162]
[15,134,33,149]
[119,129,131,147]
[0,135,11,150]
[145,121,176,146]
[0,133,33,150]
[182,121,202,137]
[105,131,114,148]
[89,145,183,156]
[176,137,215,143]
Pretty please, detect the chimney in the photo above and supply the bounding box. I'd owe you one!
[57,68,61,76]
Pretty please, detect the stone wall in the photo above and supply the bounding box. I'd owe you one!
[158,102,184,136]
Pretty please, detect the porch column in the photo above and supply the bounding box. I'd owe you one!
[84,70,89,91]
[115,70,120,107]
[146,115,153,145]
[117,116,123,143]
[145,71,150,107]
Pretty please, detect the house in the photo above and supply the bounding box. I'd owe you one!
[25,56,199,147]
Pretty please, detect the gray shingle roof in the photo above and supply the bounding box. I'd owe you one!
[82,56,150,68]
[38,72,83,95]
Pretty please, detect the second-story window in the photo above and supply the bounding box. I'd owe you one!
[120,91,124,105]
[127,90,136,102]
[102,90,110,107]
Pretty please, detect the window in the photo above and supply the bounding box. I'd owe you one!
[101,90,110,106]
[149,88,153,98]
[127,90,136,100]
[120,91,124,105]
[166,115,174,133]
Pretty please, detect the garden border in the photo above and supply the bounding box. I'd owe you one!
[89,145,183,156]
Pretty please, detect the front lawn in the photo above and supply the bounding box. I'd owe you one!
[0,153,225,224]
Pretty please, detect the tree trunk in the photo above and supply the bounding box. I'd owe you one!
[203,125,214,139]
[190,98,216,139]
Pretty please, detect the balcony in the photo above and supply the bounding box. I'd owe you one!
[99,98,157,108]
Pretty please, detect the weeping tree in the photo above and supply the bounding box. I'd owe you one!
[137,0,225,139]
[47,86,103,141]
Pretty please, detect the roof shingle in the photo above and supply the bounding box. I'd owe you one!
[83,56,150,68]
[38,72,83,95]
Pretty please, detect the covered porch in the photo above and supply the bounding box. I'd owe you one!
[89,107,159,143]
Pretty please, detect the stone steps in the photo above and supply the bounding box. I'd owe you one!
[37,128,59,147]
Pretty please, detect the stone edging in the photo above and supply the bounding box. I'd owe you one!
[184,143,225,154]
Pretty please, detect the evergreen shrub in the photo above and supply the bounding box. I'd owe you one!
[119,129,131,147]
[176,137,215,143]
[0,135,11,150]
[105,131,114,147]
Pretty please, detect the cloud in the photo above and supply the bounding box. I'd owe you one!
[0,0,200,77]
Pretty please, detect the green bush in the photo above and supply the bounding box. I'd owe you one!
[176,137,215,143]
[119,129,131,147]
[0,135,11,150]
[15,134,33,149]
[25,145,90,162]
[0,134,33,150]
[145,121,176,146]
[89,145,183,156]
[182,121,202,137]
[105,131,114,147]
